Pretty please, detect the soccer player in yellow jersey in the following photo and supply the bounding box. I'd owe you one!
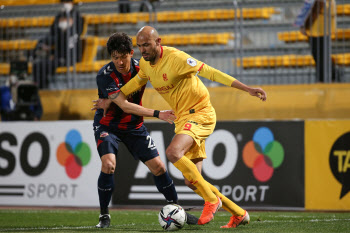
[118,26,267,227]
[96,26,267,227]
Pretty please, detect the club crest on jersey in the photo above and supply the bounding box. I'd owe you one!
[100,132,109,138]
[187,58,197,67]
[162,73,168,81]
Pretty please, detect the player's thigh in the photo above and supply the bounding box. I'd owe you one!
[94,127,120,171]
[166,134,195,163]
[123,126,159,163]
[144,156,166,176]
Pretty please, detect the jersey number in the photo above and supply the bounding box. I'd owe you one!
[146,135,156,150]
[184,123,192,131]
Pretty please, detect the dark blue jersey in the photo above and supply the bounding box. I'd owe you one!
[93,58,145,131]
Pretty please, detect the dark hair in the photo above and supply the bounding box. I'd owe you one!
[107,32,133,56]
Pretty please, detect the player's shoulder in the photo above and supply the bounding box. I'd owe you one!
[97,61,114,77]
[164,46,188,58]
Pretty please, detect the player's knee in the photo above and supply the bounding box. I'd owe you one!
[152,165,166,176]
[102,161,115,174]
[166,146,181,163]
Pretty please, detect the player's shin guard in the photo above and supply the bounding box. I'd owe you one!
[153,171,178,204]
[173,156,217,203]
[98,172,114,215]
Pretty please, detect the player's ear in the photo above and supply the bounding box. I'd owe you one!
[130,50,134,57]
[156,37,161,46]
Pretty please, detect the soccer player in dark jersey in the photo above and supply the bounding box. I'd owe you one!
[91,32,197,228]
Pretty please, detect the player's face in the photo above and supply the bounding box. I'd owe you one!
[136,36,160,64]
[111,50,134,74]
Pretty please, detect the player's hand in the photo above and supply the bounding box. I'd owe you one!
[248,87,267,101]
[159,110,176,124]
[91,98,112,117]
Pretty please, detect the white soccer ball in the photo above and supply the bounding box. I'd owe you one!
[158,204,187,231]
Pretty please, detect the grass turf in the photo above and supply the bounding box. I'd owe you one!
[0,209,350,232]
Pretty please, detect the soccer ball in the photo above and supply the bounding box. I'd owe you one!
[158,204,187,231]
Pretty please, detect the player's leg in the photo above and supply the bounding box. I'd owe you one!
[96,153,115,228]
[144,156,178,204]
[125,126,199,225]
[166,134,221,225]
[94,129,120,228]
[184,158,249,228]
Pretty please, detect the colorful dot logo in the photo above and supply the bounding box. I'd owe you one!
[56,129,91,179]
[242,127,284,182]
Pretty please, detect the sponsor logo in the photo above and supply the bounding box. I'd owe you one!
[186,58,197,67]
[56,129,91,179]
[242,127,284,182]
[100,132,109,138]
[162,73,168,81]
[155,84,175,93]
[329,132,350,199]
[103,65,113,75]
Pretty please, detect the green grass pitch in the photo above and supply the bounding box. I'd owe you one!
[0,208,350,232]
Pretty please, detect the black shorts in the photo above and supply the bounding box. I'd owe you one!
[94,124,159,163]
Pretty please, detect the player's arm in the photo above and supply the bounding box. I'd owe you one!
[120,68,148,96]
[198,64,267,101]
[92,91,176,124]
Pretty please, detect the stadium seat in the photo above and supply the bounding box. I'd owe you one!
[278,29,350,43]
[0,0,122,6]
[0,7,278,29]
[337,4,350,15]
[236,54,350,68]
[0,62,32,75]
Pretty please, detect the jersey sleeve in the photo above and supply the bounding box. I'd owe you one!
[97,74,120,98]
[198,64,236,87]
[120,68,148,96]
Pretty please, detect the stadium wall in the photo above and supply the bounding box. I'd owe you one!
[1,120,349,210]
[39,83,350,121]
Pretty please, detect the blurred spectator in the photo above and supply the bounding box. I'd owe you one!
[300,0,337,82]
[119,0,130,13]
[0,61,42,121]
[33,0,85,89]
[139,0,159,12]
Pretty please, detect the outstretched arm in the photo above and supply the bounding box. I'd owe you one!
[231,79,267,101]
[198,64,266,101]
[91,92,176,124]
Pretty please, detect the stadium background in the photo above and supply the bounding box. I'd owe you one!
[0,0,349,212]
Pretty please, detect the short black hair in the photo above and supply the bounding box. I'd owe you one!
[107,32,133,56]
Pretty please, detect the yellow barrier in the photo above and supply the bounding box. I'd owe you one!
[305,120,350,210]
[40,83,350,121]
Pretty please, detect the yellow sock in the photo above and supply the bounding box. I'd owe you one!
[194,188,203,198]
[173,156,217,203]
[206,181,245,216]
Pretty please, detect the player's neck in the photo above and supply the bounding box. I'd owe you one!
[150,49,161,65]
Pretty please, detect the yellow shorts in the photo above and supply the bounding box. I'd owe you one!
[174,108,216,160]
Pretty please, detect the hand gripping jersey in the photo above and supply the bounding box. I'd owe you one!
[121,46,236,119]
[93,58,145,131]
